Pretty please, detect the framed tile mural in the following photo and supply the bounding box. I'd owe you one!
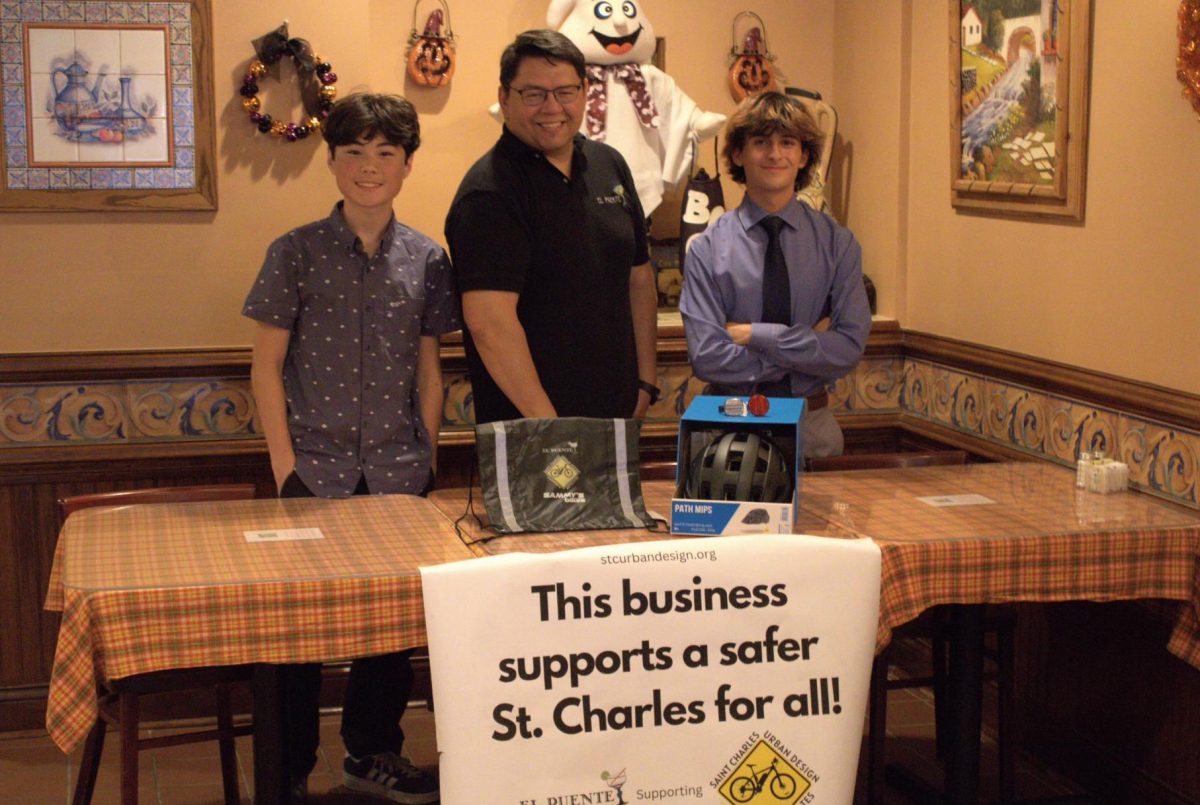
[0,0,215,211]
[949,0,1091,220]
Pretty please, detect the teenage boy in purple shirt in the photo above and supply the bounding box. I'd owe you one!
[243,92,457,804]
[680,91,871,457]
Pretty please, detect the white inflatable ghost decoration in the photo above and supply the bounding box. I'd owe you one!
[549,0,725,215]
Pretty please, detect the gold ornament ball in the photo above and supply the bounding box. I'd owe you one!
[320,84,338,100]
[242,96,260,112]
[306,116,322,131]
[249,60,267,78]
[270,120,288,136]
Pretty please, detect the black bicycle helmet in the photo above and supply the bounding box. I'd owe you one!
[686,431,794,503]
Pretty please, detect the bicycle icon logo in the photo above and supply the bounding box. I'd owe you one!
[729,758,797,802]
[717,739,811,805]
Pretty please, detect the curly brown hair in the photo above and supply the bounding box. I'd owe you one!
[722,91,824,190]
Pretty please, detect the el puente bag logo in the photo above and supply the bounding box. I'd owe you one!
[474,417,656,534]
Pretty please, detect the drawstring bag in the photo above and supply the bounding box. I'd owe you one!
[474,417,656,534]
[678,137,725,270]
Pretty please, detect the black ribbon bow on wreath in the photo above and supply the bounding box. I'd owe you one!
[251,23,325,123]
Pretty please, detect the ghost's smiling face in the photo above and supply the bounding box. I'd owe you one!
[556,0,657,65]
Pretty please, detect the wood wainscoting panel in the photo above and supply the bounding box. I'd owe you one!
[0,442,274,731]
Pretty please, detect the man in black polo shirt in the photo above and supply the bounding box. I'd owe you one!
[445,29,659,424]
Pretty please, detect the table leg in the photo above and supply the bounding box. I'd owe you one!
[253,665,289,805]
[943,604,985,805]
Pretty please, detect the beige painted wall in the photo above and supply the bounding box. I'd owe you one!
[0,0,831,353]
[894,1,1199,394]
[831,2,909,323]
[4,1,1197,397]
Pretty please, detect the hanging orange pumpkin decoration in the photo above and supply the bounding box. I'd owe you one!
[406,0,457,88]
[728,11,778,103]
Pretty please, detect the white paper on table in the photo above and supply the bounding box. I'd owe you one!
[243,528,325,542]
[917,494,996,507]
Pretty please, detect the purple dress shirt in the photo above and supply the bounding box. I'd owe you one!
[679,196,871,397]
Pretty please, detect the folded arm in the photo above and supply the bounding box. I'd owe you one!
[680,240,786,386]
[743,236,871,378]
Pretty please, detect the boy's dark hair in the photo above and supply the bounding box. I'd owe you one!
[499,29,585,87]
[722,91,825,190]
[322,93,420,156]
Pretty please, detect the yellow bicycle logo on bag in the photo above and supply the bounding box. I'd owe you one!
[544,455,582,490]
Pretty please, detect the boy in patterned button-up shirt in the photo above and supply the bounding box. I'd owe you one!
[243,92,457,804]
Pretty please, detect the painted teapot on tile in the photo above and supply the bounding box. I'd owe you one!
[51,62,109,131]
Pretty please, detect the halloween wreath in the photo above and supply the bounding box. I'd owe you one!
[241,22,338,141]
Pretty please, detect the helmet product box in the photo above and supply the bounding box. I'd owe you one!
[670,395,804,535]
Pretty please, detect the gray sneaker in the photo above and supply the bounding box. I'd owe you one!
[343,752,439,804]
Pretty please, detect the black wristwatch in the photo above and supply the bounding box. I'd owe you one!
[638,379,661,405]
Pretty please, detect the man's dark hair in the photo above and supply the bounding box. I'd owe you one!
[322,93,420,157]
[499,29,586,87]
[722,91,825,190]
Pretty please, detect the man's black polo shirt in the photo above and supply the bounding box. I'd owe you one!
[445,128,649,424]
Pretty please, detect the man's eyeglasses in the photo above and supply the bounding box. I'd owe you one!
[507,84,583,107]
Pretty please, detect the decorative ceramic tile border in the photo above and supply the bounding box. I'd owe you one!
[2,353,1195,510]
[903,358,1199,509]
[0,357,906,445]
[0,377,255,443]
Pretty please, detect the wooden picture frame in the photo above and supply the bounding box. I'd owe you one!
[0,0,215,211]
[950,0,1091,220]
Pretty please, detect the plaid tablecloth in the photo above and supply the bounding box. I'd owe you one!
[430,463,1200,666]
[790,462,1200,662]
[44,494,473,753]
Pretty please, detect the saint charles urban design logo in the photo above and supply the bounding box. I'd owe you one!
[711,733,818,804]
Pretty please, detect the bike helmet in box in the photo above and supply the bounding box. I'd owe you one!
[686,430,793,503]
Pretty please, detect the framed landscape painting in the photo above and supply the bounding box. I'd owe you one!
[950,0,1091,220]
[0,0,215,211]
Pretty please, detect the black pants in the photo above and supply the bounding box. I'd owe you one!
[278,472,416,778]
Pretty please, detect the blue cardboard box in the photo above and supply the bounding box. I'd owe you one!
[670,395,805,535]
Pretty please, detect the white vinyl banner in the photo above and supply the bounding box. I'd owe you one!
[420,535,882,805]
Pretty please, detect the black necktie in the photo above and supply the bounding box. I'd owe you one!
[760,215,791,324]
